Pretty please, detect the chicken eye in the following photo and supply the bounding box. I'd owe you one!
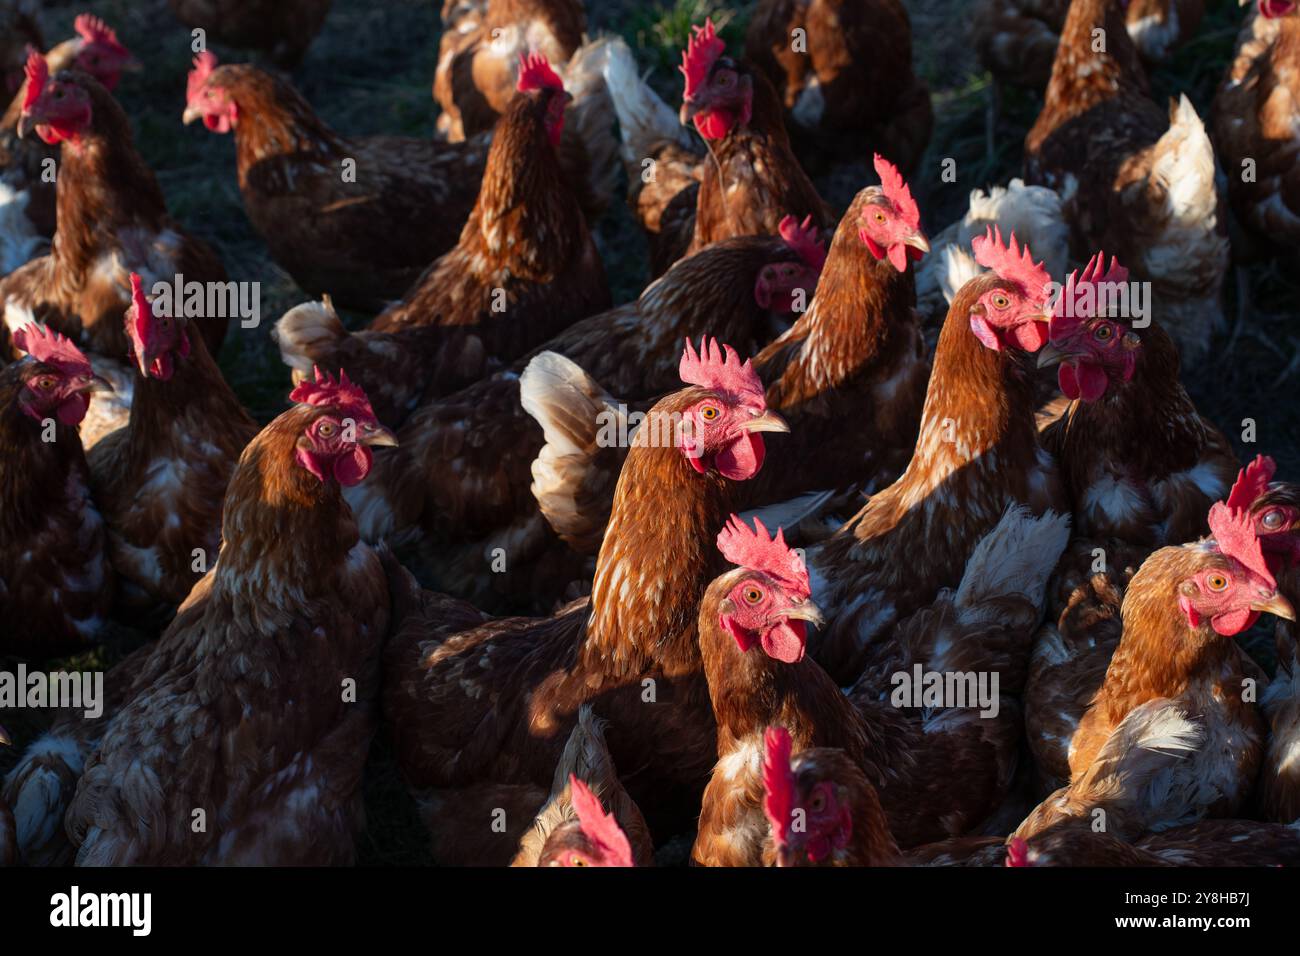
[1094,323,1114,341]
[990,293,1010,310]
[1261,510,1285,531]
[1206,573,1229,592]
[716,71,733,87]
[809,790,827,813]
[782,265,797,278]
[873,211,887,224]
[317,421,336,438]
[700,405,720,422]
[570,856,587,867]
[743,585,764,605]
[34,375,57,390]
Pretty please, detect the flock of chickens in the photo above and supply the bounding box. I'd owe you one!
[0,0,1299,868]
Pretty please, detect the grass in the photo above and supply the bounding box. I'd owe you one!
[620,0,745,81]
[1,0,1294,864]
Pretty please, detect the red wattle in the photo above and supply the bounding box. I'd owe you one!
[1012,321,1049,352]
[333,445,373,487]
[693,109,734,140]
[1058,363,1080,400]
[805,834,831,863]
[1060,361,1108,402]
[56,393,90,426]
[714,432,765,480]
[886,243,908,273]
[1212,608,1259,637]
[760,619,806,663]
[1077,362,1108,401]
[204,112,233,134]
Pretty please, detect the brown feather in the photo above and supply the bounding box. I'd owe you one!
[62,403,391,864]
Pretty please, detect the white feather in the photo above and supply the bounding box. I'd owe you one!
[954,504,1071,615]
[0,181,46,276]
[600,36,696,174]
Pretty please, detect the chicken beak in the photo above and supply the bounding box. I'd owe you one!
[741,410,790,434]
[79,373,114,394]
[0,725,10,746]
[182,105,203,126]
[784,599,825,629]
[16,111,36,139]
[679,94,707,127]
[1036,342,1068,369]
[1251,590,1296,622]
[903,231,930,255]
[362,425,399,448]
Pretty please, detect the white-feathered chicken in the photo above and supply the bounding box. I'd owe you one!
[915,178,1070,335]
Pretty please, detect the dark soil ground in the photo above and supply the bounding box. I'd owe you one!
[2,0,1294,865]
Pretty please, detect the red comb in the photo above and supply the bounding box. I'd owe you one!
[12,323,92,377]
[1051,251,1130,340]
[128,271,152,335]
[717,514,810,597]
[289,366,377,422]
[516,50,563,94]
[74,13,128,54]
[778,214,826,273]
[129,269,151,312]
[1226,455,1276,512]
[762,726,797,846]
[873,154,920,230]
[568,775,634,867]
[679,18,726,99]
[972,226,1051,306]
[22,48,46,112]
[1208,500,1275,588]
[1005,837,1030,867]
[679,337,764,407]
[187,51,218,102]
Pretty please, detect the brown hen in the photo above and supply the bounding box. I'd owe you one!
[744,0,932,174]
[59,373,397,864]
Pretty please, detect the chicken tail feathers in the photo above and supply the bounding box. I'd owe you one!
[558,36,621,221]
[600,36,695,178]
[1,731,88,866]
[520,351,626,555]
[1135,95,1229,365]
[955,504,1071,619]
[272,296,346,384]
